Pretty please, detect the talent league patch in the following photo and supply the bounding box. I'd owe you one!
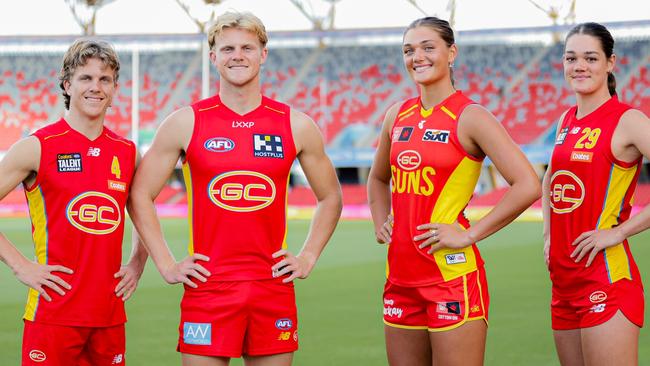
[253,134,284,158]
[555,127,569,145]
[183,322,211,345]
[57,153,82,172]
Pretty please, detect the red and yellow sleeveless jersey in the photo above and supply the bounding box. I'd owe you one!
[388,91,485,287]
[24,118,136,326]
[549,96,642,298]
[183,95,297,282]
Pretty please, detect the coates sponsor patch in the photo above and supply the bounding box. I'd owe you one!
[183,322,211,345]
[204,137,235,152]
[422,129,450,143]
[57,153,82,172]
[445,252,467,265]
[392,126,414,142]
[253,134,284,158]
[108,180,126,192]
[570,151,593,162]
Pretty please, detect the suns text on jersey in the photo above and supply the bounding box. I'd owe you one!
[390,165,435,196]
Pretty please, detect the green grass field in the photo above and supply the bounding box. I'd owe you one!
[1,218,649,365]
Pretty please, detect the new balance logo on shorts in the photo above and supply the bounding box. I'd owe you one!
[183,322,211,345]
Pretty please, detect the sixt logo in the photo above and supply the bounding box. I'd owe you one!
[208,171,276,212]
[66,191,121,235]
[275,318,293,330]
[422,129,450,143]
[204,137,235,152]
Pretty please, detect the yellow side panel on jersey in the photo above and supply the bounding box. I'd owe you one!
[24,186,48,321]
[598,164,637,283]
[281,173,290,250]
[182,162,195,255]
[430,157,481,281]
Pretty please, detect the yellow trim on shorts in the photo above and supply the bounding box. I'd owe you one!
[383,320,428,330]
[428,274,470,332]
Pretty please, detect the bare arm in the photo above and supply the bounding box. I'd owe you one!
[129,107,210,287]
[0,137,73,301]
[572,109,650,265]
[367,103,400,244]
[416,105,541,251]
[271,110,342,282]
[114,152,149,301]
[542,112,566,267]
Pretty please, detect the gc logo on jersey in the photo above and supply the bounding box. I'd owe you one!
[205,137,235,152]
[422,129,450,143]
[396,150,421,171]
[208,171,276,212]
[550,170,585,214]
[66,191,121,235]
[253,134,284,158]
[57,153,82,172]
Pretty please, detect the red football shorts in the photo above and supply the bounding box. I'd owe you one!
[383,267,489,332]
[22,320,125,365]
[551,278,644,330]
[178,279,298,357]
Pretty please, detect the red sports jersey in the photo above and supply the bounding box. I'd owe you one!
[183,95,297,282]
[24,118,136,327]
[388,91,485,287]
[549,96,643,298]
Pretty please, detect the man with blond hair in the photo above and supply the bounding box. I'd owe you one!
[0,39,147,365]
[129,11,342,366]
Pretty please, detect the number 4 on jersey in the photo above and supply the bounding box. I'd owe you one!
[111,156,121,179]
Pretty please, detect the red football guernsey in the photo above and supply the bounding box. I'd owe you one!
[24,118,136,327]
[549,96,643,298]
[388,91,485,287]
[183,95,297,281]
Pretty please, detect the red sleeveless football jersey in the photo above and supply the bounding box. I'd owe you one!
[24,118,136,326]
[388,91,485,287]
[549,96,643,298]
[183,95,297,281]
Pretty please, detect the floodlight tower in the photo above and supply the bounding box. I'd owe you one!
[174,0,228,99]
[404,0,457,27]
[64,0,116,35]
[528,0,577,42]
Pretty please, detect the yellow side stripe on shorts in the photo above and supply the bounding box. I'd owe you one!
[428,274,470,333]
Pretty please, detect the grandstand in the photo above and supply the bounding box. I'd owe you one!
[1,20,650,214]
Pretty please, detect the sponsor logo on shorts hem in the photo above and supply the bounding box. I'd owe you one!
[29,350,46,362]
[589,291,607,303]
[183,322,211,345]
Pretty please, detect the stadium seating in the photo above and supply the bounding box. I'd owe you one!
[1,35,649,150]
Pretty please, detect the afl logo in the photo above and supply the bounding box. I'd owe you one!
[275,318,293,330]
[29,350,46,362]
[397,150,421,171]
[208,171,276,212]
[204,137,235,152]
[550,170,585,214]
[66,191,121,235]
[589,291,607,303]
